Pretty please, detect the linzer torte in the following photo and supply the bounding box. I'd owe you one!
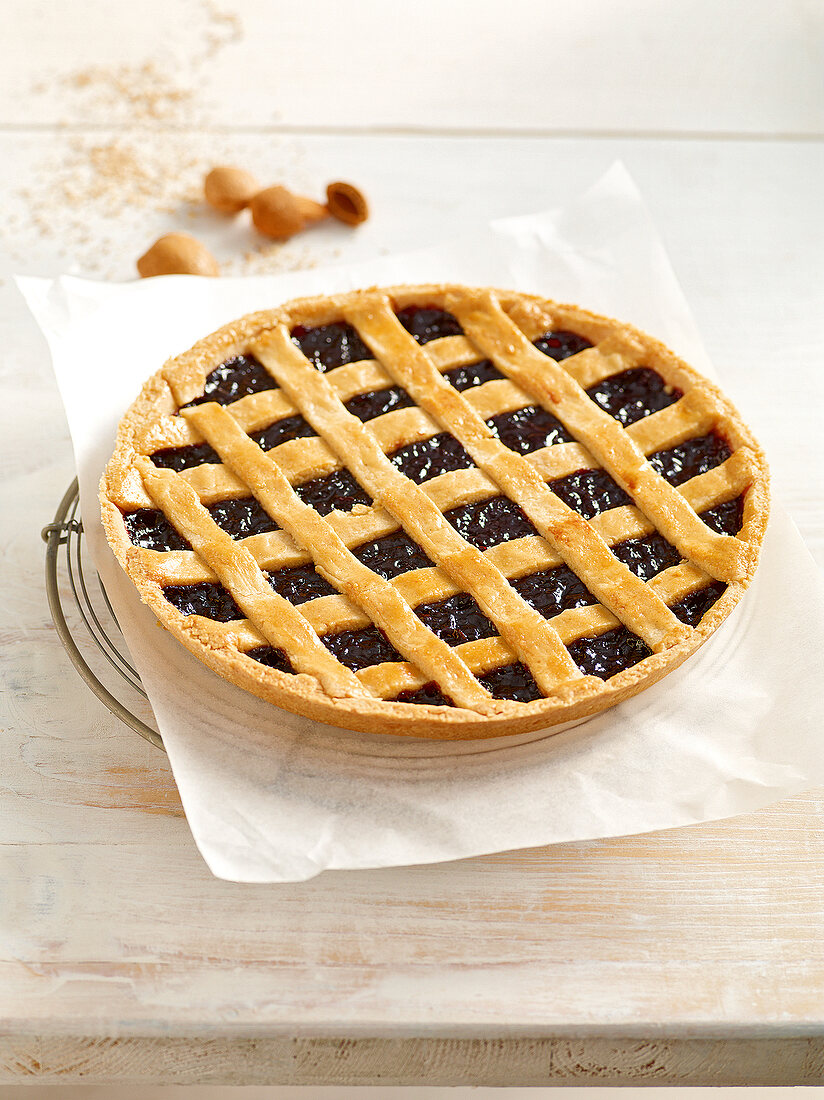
[100,285,770,738]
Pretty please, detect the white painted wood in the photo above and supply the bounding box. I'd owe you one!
[1,0,823,1086]
[1,0,822,135]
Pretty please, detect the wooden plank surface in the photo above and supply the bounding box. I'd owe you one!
[2,794,824,1035]
[2,1034,824,1086]
[1,0,823,1086]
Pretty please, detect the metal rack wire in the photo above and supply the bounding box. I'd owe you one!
[42,479,164,752]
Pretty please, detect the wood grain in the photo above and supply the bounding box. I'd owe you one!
[1,1035,823,1085]
[2,791,823,1036]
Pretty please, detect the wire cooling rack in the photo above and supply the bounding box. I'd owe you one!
[42,479,165,752]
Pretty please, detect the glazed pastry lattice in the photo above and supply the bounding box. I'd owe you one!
[103,285,768,732]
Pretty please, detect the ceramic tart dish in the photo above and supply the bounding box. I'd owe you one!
[100,284,770,738]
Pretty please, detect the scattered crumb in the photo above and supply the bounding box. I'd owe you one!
[222,240,343,278]
[8,0,337,280]
[60,60,195,123]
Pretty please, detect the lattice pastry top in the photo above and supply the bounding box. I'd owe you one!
[101,285,769,738]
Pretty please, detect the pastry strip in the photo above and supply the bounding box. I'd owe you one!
[177,550,719,703]
[181,403,496,713]
[250,328,586,695]
[449,289,746,582]
[133,368,724,519]
[357,559,721,700]
[343,294,687,653]
[100,286,770,738]
[139,452,751,602]
[133,457,369,699]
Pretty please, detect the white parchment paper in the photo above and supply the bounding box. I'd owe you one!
[20,164,824,882]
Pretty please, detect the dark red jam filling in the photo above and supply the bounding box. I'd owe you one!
[164,582,242,621]
[568,627,652,680]
[123,508,192,551]
[388,432,474,484]
[414,592,497,646]
[393,682,455,707]
[533,330,593,361]
[294,469,372,515]
[207,497,279,538]
[182,355,277,408]
[586,367,682,426]
[151,441,220,471]
[444,359,504,390]
[612,531,682,581]
[648,432,732,487]
[613,501,742,577]
[152,416,316,474]
[247,645,294,674]
[344,385,414,421]
[549,469,632,519]
[291,322,372,371]
[131,326,748,702]
[396,306,463,343]
[322,626,401,671]
[266,565,337,604]
[249,414,316,451]
[487,405,573,453]
[444,495,538,552]
[477,662,543,703]
[700,495,744,536]
[670,581,728,626]
[352,531,434,579]
[511,566,597,617]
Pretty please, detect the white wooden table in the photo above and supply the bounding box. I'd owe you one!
[2,0,823,1087]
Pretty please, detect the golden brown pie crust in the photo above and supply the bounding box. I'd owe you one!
[100,284,770,739]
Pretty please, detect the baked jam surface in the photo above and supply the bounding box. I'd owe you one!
[164,582,241,622]
[586,367,682,426]
[393,682,455,707]
[267,565,336,604]
[124,508,192,552]
[700,496,744,536]
[396,306,463,343]
[612,531,682,582]
[389,433,474,484]
[444,496,538,551]
[352,532,434,579]
[444,359,504,390]
[183,355,277,408]
[291,322,372,370]
[568,627,652,680]
[151,441,220,471]
[511,566,596,617]
[131,329,743,703]
[671,581,728,626]
[345,385,414,421]
[534,330,593,361]
[294,469,373,515]
[208,497,280,538]
[549,469,632,519]
[487,405,572,453]
[250,414,316,451]
[247,645,294,674]
[322,626,401,672]
[478,662,543,703]
[151,414,316,474]
[414,592,497,646]
[649,432,732,486]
